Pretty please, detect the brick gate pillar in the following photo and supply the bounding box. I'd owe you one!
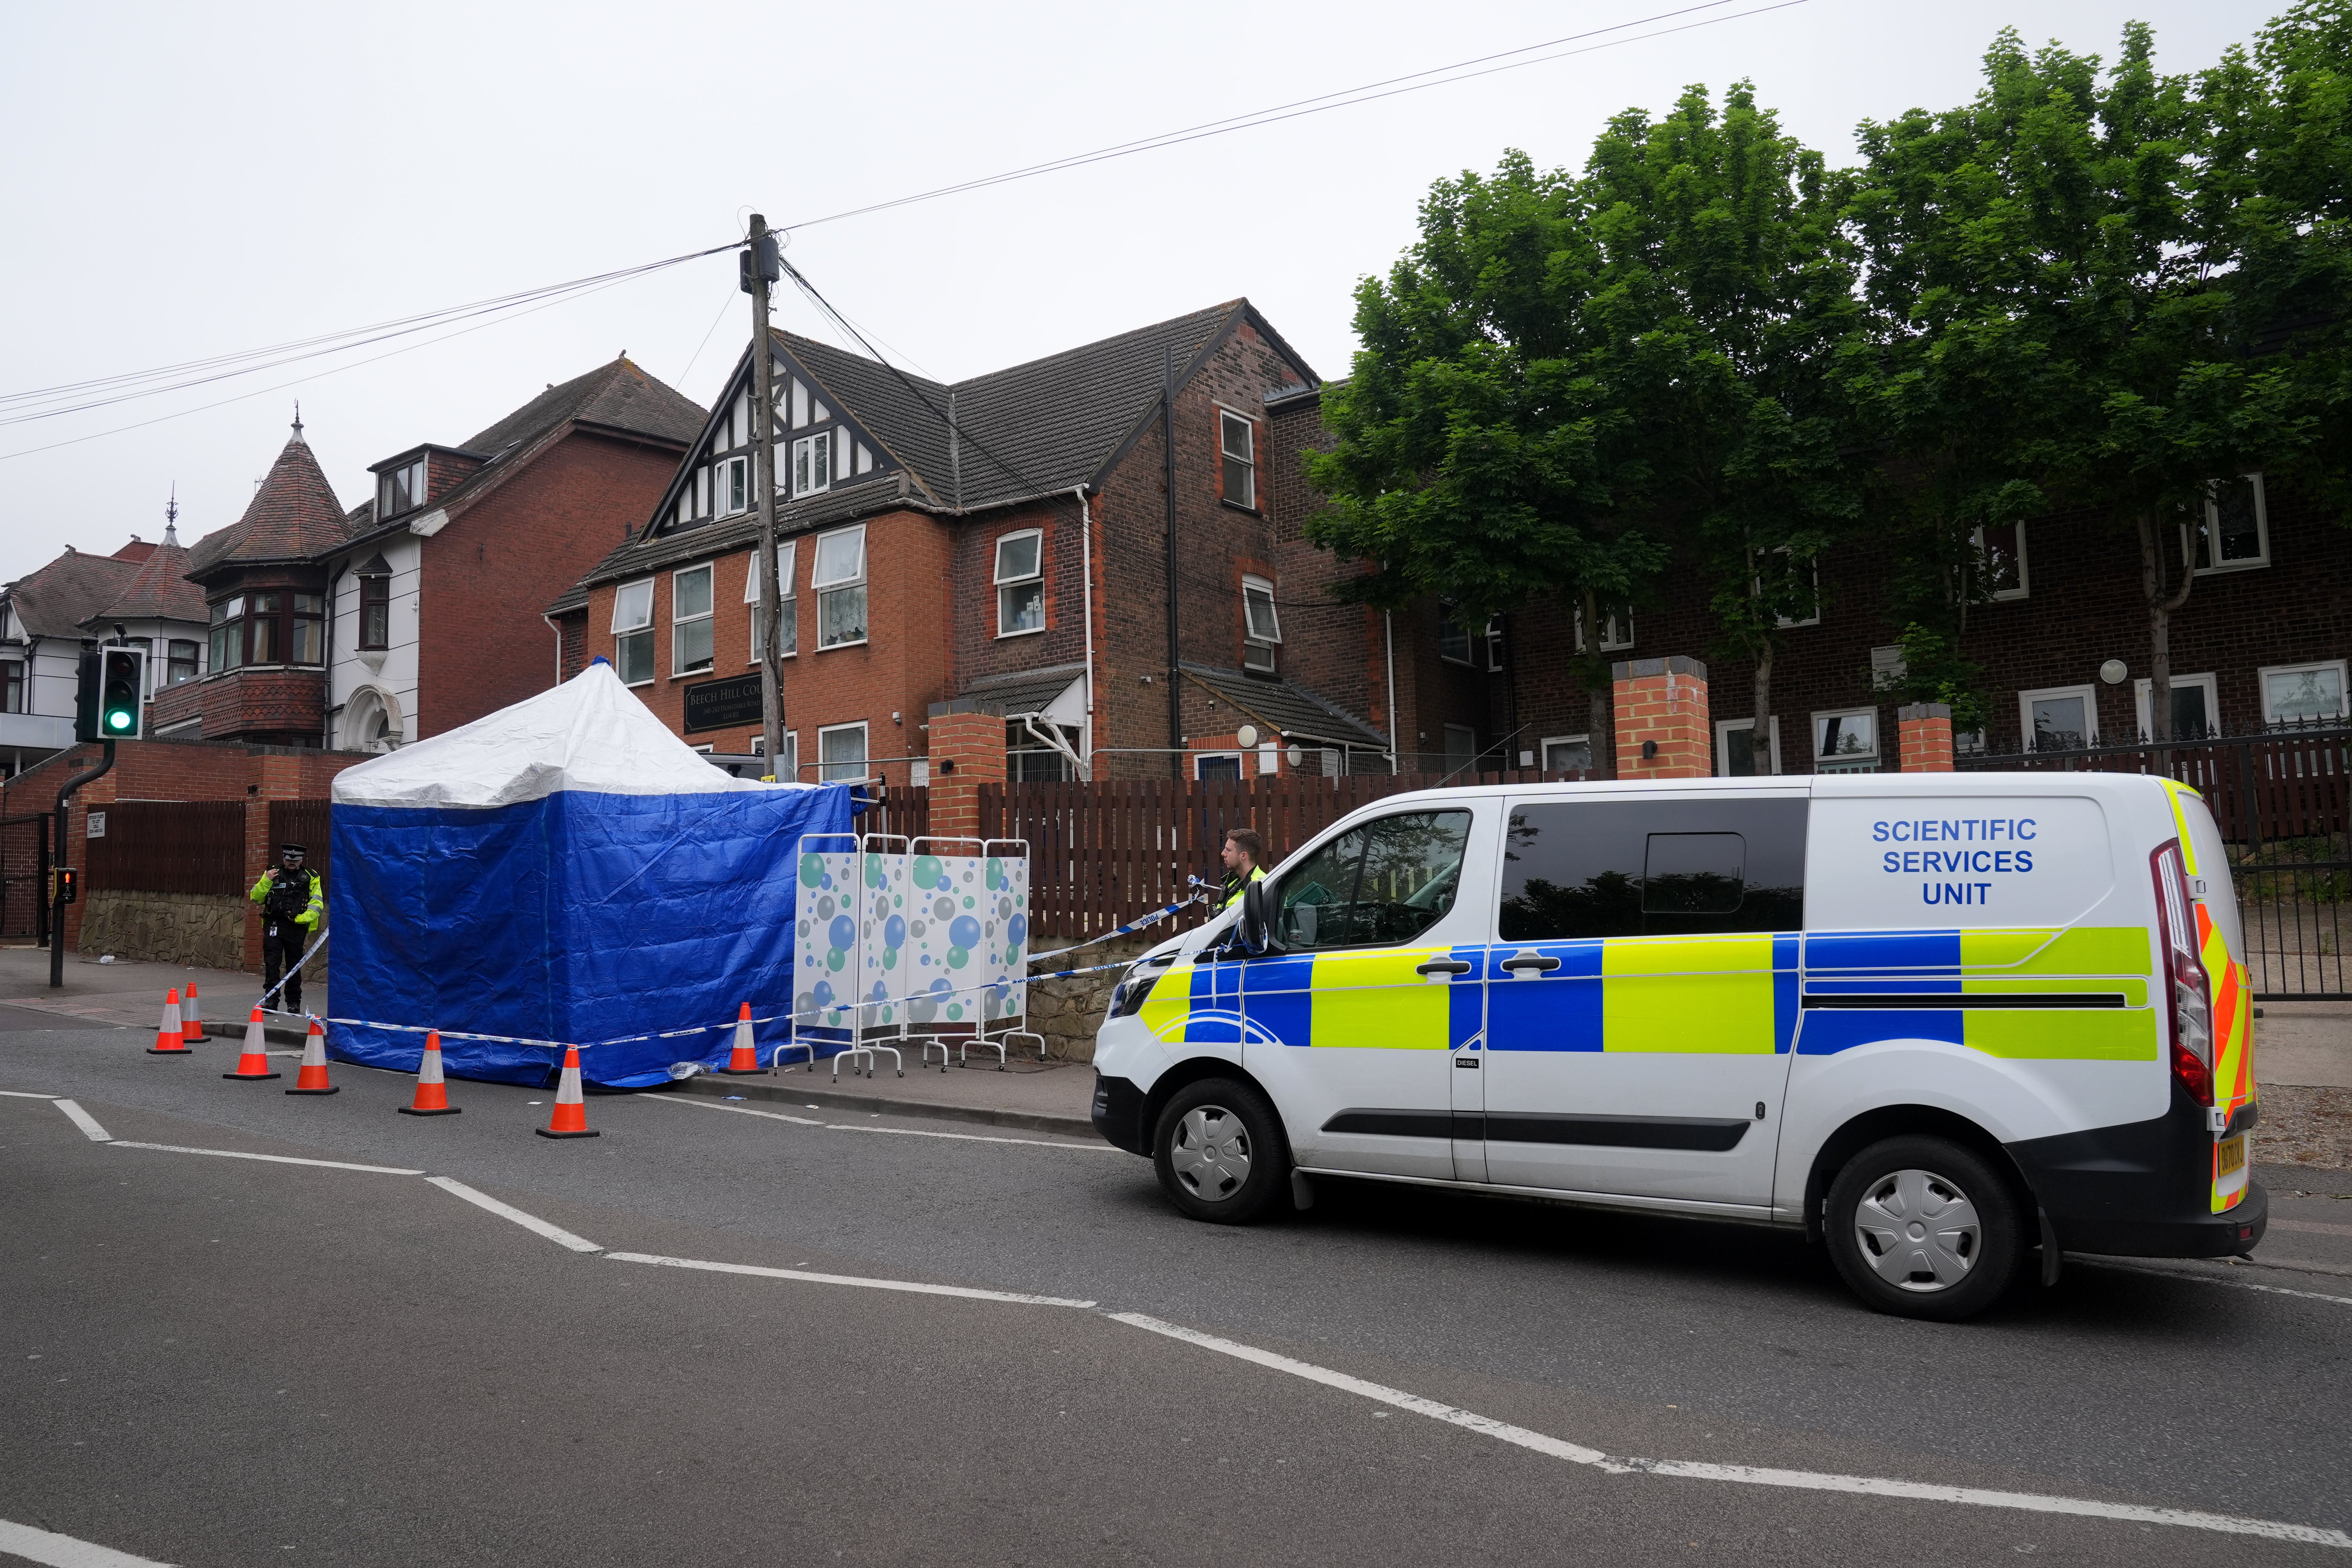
[1898,702,1956,773]
[925,704,1006,842]
[1612,656,1711,781]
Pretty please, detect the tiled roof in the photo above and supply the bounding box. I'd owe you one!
[951,662,1088,717]
[87,527,205,624]
[185,429,351,576]
[1178,662,1387,750]
[4,548,140,639]
[459,356,706,460]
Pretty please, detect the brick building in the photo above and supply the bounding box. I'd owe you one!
[0,530,206,777]
[548,302,1389,783]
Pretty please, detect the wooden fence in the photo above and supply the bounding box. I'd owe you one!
[270,799,333,890]
[1958,725,2352,845]
[83,801,247,895]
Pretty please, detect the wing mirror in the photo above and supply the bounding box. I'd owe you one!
[1236,877,1282,958]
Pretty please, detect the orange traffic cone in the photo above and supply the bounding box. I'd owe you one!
[398,1031,461,1116]
[148,987,191,1055]
[223,1007,280,1080]
[535,1046,599,1139]
[718,1001,761,1074]
[285,1016,337,1096]
[181,982,207,1042]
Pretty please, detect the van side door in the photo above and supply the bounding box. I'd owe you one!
[1480,793,1806,1209]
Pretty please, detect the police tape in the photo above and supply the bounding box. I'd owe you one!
[1027,882,1212,964]
[258,926,330,1009]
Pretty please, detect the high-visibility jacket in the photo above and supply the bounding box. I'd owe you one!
[1221,864,1267,911]
[250,868,324,929]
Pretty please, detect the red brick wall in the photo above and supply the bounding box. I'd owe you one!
[417,428,684,739]
[1612,657,1710,780]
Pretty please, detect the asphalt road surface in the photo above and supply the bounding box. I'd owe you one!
[4,1017,2349,1566]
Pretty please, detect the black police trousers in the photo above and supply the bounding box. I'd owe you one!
[263,920,312,1014]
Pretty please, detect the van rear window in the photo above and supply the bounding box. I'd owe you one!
[1499,799,1807,940]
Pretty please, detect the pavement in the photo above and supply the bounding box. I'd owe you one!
[0,943,322,1044]
[5,1006,2352,1565]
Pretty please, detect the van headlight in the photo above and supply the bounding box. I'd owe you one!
[1108,957,1171,1019]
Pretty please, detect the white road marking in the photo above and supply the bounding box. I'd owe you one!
[0,1515,173,1566]
[1107,1312,2352,1550]
[0,1090,60,1099]
[634,1093,825,1126]
[52,1101,111,1142]
[424,1176,602,1253]
[606,1251,1097,1308]
[109,1142,422,1176]
[638,1090,1107,1149]
[2074,1258,2352,1308]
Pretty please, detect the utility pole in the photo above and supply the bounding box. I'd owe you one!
[745,214,786,778]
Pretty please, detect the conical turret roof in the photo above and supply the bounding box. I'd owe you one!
[87,523,205,623]
[186,423,351,577]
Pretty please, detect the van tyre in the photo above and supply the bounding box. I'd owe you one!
[1826,1136,2024,1322]
[1152,1078,1288,1225]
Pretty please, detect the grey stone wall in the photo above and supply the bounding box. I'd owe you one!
[1025,935,1168,1063]
[77,890,250,971]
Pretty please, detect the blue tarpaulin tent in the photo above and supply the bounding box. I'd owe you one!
[327,661,853,1089]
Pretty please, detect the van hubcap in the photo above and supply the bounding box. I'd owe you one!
[1854,1168,1980,1292]
[1170,1106,1252,1201]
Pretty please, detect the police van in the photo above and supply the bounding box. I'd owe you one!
[1088,773,2263,1320]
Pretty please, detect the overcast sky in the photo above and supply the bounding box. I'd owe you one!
[0,0,2271,588]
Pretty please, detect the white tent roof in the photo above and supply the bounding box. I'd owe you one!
[333,659,793,808]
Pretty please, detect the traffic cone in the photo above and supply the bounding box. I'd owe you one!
[148,987,191,1055]
[397,1031,461,1116]
[535,1046,600,1139]
[284,1016,337,1095]
[181,982,207,1042]
[718,1002,761,1074]
[222,1007,279,1081]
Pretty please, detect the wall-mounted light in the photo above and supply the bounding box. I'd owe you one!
[2098,659,2128,685]
[1642,739,1659,759]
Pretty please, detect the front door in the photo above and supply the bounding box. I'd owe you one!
[1479,793,1806,1208]
[1241,806,1488,1181]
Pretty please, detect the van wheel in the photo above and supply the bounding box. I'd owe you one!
[1152,1078,1287,1224]
[1825,1136,2022,1322]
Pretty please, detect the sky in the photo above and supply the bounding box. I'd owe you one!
[0,0,2275,588]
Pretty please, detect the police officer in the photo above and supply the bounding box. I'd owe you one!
[250,842,323,1013]
[1219,828,1268,911]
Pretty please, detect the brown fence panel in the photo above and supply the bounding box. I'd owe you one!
[84,801,247,895]
[858,784,930,843]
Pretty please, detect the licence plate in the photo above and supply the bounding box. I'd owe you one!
[2216,1135,2247,1178]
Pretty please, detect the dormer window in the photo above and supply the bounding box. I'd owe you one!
[379,457,426,517]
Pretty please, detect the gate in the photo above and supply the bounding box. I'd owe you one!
[0,812,48,942]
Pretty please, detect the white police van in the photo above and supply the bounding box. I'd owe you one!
[1088,773,2263,1320]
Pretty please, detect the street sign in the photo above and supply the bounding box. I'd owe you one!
[86,811,106,839]
[682,673,764,734]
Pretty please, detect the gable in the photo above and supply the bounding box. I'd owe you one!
[646,343,898,540]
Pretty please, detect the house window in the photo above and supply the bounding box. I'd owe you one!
[1437,609,1472,665]
[1813,708,1880,771]
[247,593,281,664]
[1973,521,2029,600]
[717,456,750,517]
[378,457,426,518]
[1443,724,1477,774]
[1219,411,1256,509]
[0,659,20,713]
[996,530,1045,637]
[1574,608,1635,652]
[672,564,715,675]
[817,721,867,782]
[1540,734,1591,775]
[209,597,244,673]
[1195,752,1243,780]
[291,593,325,665]
[166,639,198,686]
[2187,474,2270,573]
[359,573,390,650]
[1241,574,1280,670]
[1716,716,1782,776]
[124,636,153,695]
[812,525,866,648]
[1769,550,1821,628]
[746,540,797,660]
[612,578,655,686]
[1484,617,1506,672]
[2259,660,2348,726]
[2018,685,2097,752]
[1009,721,1082,781]
[793,431,834,497]
[2134,674,2220,740]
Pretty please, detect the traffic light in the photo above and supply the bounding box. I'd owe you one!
[73,644,145,742]
[53,867,77,906]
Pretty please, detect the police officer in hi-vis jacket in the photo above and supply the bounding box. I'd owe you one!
[250,842,323,1013]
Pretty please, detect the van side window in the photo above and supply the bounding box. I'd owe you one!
[1274,811,1471,951]
[1500,800,1806,940]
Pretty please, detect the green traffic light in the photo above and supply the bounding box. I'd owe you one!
[107,711,132,731]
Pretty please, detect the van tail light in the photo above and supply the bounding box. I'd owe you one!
[2151,840,2214,1106]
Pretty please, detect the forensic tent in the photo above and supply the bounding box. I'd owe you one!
[327,660,853,1089]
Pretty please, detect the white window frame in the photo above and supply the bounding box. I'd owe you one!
[1574,608,1635,653]
[1539,733,1592,775]
[670,564,715,676]
[1242,575,1281,644]
[817,720,869,783]
[1811,707,1880,770]
[378,456,427,518]
[2134,672,2220,740]
[746,540,797,661]
[793,432,833,497]
[995,529,1045,639]
[750,729,799,779]
[1437,609,1474,666]
[811,524,867,650]
[1972,521,2030,601]
[1192,751,1244,780]
[1219,409,1257,510]
[2258,659,2349,726]
[1443,723,1479,773]
[2018,684,2100,753]
[1715,715,1783,777]
[1769,551,1821,628]
[715,456,750,518]
[610,577,656,687]
[1483,617,1506,671]
[2184,474,2271,575]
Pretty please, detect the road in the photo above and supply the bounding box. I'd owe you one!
[4,1013,2349,1566]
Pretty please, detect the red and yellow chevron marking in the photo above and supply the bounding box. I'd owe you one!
[2198,902,2254,1213]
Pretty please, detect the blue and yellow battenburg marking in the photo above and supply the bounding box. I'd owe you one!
[1138,945,1486,1050]
[1796,927,2156,1060]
